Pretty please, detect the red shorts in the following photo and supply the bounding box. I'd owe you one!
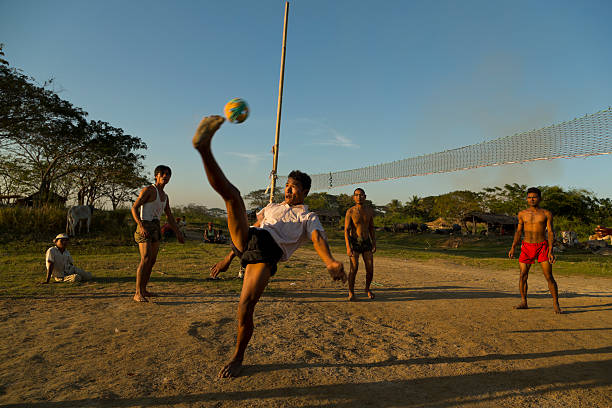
[518,241,549,264]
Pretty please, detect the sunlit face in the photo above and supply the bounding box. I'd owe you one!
[284,177,307,205]
[353,189,366,205]
[155,171,171,186]
[526,192,541,207]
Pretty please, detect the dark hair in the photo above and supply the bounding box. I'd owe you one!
[287,170,311,192]
[354,188,365,195]
[154,165,172,177]
[527,187,541,198]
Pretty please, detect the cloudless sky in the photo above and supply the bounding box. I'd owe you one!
[1,0,611,209]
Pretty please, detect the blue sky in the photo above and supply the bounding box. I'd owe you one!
[1,0,611,208]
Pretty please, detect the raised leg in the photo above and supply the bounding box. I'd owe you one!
[193,116,249,252]
[516,262,531,309]
[219,262,271,378]
[363,250,375,299]
[540,261,562,313]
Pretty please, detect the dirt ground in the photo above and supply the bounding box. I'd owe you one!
[1,248,611,407]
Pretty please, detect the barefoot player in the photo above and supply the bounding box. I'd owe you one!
[131,165,184,302]
[508,187,561,313]
[344,188,376,301]
[193,115,346,378]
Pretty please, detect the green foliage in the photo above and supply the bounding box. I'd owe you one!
[243,187,282,210]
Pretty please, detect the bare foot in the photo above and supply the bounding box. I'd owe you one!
[193,116,225,149]
[144,291,159,297]
[218,359,243,378]
[366,290,375,299]
[133,294,148,302]
[515,302,528,310]
[554,305,563,314]
[348,293,357,301]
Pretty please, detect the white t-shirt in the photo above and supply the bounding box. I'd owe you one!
[45,246,74,279]
[140,185,166,221]
[256,202,326,261]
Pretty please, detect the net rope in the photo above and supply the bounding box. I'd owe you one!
[277,108,612,191]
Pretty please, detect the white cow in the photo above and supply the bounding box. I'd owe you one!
[66,205,93,236]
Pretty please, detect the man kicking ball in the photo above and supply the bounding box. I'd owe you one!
[193,115,346,378]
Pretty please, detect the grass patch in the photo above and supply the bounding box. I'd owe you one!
[324,229,612,277]
[1,229,610,298]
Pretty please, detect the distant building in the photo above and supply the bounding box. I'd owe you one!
[462,211,517,235]
[14,191,67,207]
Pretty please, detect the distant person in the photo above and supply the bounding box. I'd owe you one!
[344,188,376,301]
[193,115,346,378]
[589,225,612,243]
[178,216,187,237]
[204,222,216,243]
[42,233,92,283]
[161,221,174,239]
[215,228,227,244]
[131,165,184,302]
[508,187,561,313]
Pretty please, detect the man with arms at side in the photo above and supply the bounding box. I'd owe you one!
[131,165,184,302]
[508,187,561,313]
[344,188,376,301]
[193,115,346,378]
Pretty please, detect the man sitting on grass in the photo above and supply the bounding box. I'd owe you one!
[42,233,92,283]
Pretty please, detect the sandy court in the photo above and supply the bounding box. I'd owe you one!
[1,248,611,407]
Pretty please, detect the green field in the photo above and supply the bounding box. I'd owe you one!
[1,229,610,298]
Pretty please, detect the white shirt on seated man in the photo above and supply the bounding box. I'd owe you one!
[43,233,92,283]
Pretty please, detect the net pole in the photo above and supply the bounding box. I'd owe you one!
[270,1,289,203]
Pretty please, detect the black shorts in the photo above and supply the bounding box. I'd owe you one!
[231,228,284,276]
[349,236,373,254]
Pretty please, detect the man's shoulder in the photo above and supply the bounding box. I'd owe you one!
[345,205,357,215]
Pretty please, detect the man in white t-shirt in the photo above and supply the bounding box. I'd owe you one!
[43,233,92,283]
[193,115,347,378]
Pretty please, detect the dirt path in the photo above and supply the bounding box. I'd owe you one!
[1,249,611,407]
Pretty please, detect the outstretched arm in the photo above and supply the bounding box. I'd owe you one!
[509,214,523,258]
[312,230,347,282]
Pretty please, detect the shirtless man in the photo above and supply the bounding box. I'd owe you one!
[344,188,376,301]
[193,115,346,378]
[131,165,184,302]
[508,187,561,313]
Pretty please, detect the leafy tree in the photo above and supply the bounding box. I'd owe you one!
[243,187,283,210]
[432,190,482,221]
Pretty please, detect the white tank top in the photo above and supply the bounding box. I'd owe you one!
[140,185,167,221]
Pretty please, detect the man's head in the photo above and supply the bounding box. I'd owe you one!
[526,187,542,207]
[208,222,213,229]
[154,165,172,185]
[353,188,366,205]
[54,233,69,249]
[285,170,311,205]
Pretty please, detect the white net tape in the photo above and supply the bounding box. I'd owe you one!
[277,108,612,191]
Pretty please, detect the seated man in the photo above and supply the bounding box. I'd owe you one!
[204,222,216,243]
[43,233,92,283]
[161,222,174,239]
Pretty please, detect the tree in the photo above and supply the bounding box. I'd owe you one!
[432,190,482,221]
[0,44,89,202]
[243,187,282,210]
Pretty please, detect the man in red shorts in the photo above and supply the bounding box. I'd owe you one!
[508,187,561,313]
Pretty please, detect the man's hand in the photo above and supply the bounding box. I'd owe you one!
[210,256,232,278]
[548,251,556,264]
[508,247,515,259]
[137,224,149,238]
[326,261,346,283]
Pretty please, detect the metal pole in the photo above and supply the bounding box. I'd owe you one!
[270,1,289,203]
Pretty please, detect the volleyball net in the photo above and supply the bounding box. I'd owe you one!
[277,108,612,191]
